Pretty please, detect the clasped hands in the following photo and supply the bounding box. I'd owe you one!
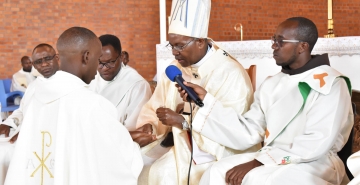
[130,82,207,147]
[156,81,208,129]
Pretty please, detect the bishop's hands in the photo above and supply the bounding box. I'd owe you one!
[225,159,263,185]
[176,81,207,102]
[156,107,184,129]
[130,123,156,147]
[0,124,19,143]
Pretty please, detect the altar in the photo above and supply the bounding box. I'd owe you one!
[156,36,360,90]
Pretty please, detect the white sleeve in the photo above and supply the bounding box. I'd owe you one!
[256,78,352,165]
[1,102,24,129]
[192,90,266,150]
[123,81,152,129]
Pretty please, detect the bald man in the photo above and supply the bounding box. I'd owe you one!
[0,43,60,184]
[4,27,142,185]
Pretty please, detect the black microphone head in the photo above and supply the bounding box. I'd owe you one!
[165,65,182,82]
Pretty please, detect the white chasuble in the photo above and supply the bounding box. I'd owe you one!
[5,71,143,185]
[137,44,257,185]
[199,65,353,185]
[89,65,152,130]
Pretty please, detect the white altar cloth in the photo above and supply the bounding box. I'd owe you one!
[156,36,360,90]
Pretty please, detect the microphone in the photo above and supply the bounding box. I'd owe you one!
[165,65,204,107]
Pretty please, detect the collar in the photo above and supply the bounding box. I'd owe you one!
[191,45,214,68]
[281,54,330,75]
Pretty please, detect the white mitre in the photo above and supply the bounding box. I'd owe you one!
[168,0,211,38]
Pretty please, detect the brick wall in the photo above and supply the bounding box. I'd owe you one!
[207,0,360,41]
[1,0,359,80]
[0,0,160,80]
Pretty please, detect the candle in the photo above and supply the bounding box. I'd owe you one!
[328,0,332,19]
[240,25,243,41]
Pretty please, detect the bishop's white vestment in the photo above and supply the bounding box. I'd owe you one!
[137,44,258,184]
[89,65,152,130]
[4,71,143,185]
[199,54,354,185]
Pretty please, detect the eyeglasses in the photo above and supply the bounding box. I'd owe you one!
[166,38,197,52]
[271,36,301,48]
[33,54,57,66]
[98,54,120,69]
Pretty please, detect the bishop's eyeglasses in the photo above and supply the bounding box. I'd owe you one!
[166,38,197,52]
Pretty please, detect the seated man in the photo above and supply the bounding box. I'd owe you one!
[0,43,60,184]
[89,34,152,130]
[11,56,35,93]
[11,56,36,105]
[5,27,142,185]
[178,17,353,185]
[135,0,257,184]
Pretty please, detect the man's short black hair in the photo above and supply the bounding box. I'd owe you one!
[20,56,30,63]
[32,43,55,53]
[122,51,128,57]
[99,34,122,55]
[287,17,318,52]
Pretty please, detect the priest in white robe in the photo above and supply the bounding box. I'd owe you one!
[10,56,36,105]
[191,17,354,185]
[4,27,142,185]
[136,0,257,184]
[10,56,35,93]
[89,34,151,131]
[0,43,60,185]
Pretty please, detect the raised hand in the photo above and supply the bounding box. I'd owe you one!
[176,81,207,102]
[156,107,184,129]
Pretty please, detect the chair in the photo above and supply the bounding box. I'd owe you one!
[246,65,256,91]
[0,79,24,112]
[338,102,356,180]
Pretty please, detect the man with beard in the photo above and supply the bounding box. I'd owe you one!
[4,27,142,185]
[182,17,353,185]
[136,0,256,184]
[0,43,60,184]
[11,56,36,93]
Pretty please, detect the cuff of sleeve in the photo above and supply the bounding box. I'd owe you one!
[1,119,18,129]
[255,151,278,166]
[192,93,217,132]
[255,148,300,165]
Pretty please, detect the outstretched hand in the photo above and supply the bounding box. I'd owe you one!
[156,107,184,129]
[225,159,263,185]
[175,81,207,102]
